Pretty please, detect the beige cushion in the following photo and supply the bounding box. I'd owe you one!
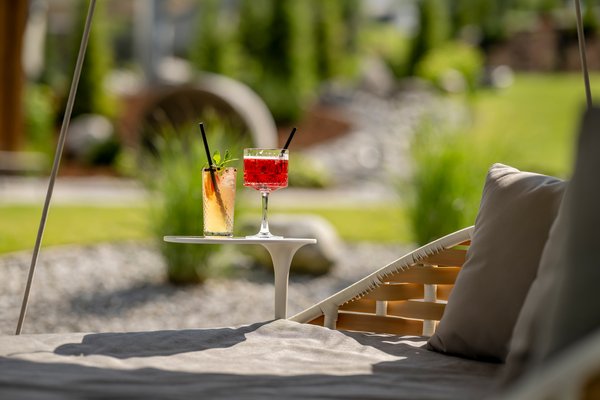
[501,107,600,386]
[499,203,568,382]
[426,163,564,362]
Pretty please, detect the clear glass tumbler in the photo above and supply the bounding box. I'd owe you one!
[202,167,237,237]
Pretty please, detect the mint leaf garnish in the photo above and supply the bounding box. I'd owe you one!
[205,149,238,169]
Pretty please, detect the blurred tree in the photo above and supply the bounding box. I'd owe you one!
[191,0,240,77]
[238,0,317,122]
[311,0,362,80]
[341,0,362,54]
[66,0,115,119]
[313,0,345,80]
[583,0,600,34]
[237,0,272,76]
[192,0,361,123]
[407,0,451,75]
[452,0,511,46]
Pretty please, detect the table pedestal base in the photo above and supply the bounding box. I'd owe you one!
[261,242,309,319]
[163,236,317,319]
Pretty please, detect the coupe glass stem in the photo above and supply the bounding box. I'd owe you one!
[259,191,271,237]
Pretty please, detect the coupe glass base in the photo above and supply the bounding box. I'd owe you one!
[245,233,283,240]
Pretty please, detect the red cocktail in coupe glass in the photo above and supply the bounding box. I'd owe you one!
[243,148,289,238]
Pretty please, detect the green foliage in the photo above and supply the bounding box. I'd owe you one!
[67,1,115,119]
[240,0,317,122]
[407,121,484,246]
[415,41,484,92]
[23,83,56,157]
[407,72,600,245]
[408,0,452,75]
[85,136,121,166]
[287,153,332,188]
[207,149,238,169]
[583,0,600,33]
[312,0,345,80]
[359,23,412,78]
[451,0,510,44]
[190,0,240,76]
[191,0,361,123]
[151,134,217,284]
[141,113,249,284]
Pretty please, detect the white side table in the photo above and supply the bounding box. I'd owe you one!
[163,236,317,319]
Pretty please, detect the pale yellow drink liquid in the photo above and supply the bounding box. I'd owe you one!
[202,167,237,236]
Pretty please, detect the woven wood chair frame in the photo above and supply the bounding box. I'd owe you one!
[290,226,473,337]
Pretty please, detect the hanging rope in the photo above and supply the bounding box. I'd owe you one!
[15,0,97,335]
[574,0,593,110]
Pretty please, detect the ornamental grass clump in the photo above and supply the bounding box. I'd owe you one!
[142,115,249,284]
[406,121,484,245]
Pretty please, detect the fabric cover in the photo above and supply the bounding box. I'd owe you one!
[0,319,500,399]
[427,163,564,362]
[501,106,600,385]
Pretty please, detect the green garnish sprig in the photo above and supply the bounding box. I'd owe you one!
[206,149,238,169]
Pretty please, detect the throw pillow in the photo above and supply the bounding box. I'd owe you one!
[426,163,564,362]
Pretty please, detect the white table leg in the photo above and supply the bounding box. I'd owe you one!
[261,242,309,319]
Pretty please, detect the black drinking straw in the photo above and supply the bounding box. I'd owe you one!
[199,123,226,215]
[282,127,297,151]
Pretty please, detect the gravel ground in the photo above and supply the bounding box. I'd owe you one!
[0,241,413,335]
[306,85,468,187]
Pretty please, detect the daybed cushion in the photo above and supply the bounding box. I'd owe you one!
[499,204,568,383]
[0,319,500,399]
[501,107,600,386]
[427,163,564,362]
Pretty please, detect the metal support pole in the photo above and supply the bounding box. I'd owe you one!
[15,0,96,335]
[574,0,593,110]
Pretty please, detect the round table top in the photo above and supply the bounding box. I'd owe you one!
[163,236,317,245]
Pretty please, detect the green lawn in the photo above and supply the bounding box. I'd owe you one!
[467,72,600,178]
[266,205,410,244]
[0,205,152,254]
[0,204,409,255]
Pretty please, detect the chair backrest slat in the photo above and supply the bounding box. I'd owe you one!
[336,312,423,336]
[362,283,424,301]
[383,266,460,285]
[291,227,474,336]
[421,248,467,267]
[436,284,454,301]
[340,299,376,313]
[387,300,446,321]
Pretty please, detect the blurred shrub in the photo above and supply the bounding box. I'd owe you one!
[407,0,452,75]
[191,0,240,77]
[141,112,249,284]
[191,0,361,123]
[85,135,121,166]
[415,41,483,93]
[450,0,510,46]
[239,0,317,123]
[65,1,115,119]
[23,83,56,157]
[312,0,349,80]
[359,23,412,78]
[288,153,333,188]
[583,0,600,34]
[406,121,484,245]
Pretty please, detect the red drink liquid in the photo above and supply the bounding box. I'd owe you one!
[243,157,288,192]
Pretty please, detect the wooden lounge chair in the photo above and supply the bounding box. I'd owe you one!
[290,227,473,337]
